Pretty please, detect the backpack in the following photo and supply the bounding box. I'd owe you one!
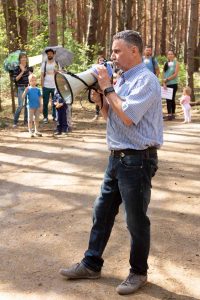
[43,60,59,77]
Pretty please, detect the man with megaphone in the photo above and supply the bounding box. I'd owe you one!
[59,30,163,296]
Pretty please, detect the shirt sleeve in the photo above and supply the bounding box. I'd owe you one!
[121,76,161,125]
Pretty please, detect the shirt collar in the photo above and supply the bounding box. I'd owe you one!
[122,62,145,81]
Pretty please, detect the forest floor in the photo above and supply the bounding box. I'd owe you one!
[0,99,200,300]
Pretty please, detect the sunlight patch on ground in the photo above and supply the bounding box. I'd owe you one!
[0,292,78,300]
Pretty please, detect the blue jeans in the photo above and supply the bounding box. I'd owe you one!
[82,150,158,275]
[14,86,27,125]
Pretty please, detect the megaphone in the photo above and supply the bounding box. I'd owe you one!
[55,63,113,105]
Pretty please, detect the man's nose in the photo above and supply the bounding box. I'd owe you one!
[111,52,115,60]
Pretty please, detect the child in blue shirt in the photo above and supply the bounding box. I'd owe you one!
[53,90,68,135]
[22,74,42,137]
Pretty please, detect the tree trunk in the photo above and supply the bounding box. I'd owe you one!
[18,0,28,47]
[154,0,160,55]
[187,0,199,101]
[48,0,58,46]
[61,0,66,46]
[110,0,117,53]
[125,0,133,30]
[10,73,16,114]
[76,0,82,43]
[184,0,189,63]
[137,0,143,33]
[150,0,153,46]
[86,0,100,63]
[194,24,200,72]
[2,0,20,51]
[160,0,167,55]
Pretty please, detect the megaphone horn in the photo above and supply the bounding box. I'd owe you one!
[55,70,97,105]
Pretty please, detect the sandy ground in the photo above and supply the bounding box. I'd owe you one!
[0,106,200,300]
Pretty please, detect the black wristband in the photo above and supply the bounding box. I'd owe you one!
[104,86,115,96]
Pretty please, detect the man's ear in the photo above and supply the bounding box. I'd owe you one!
[132,46,138,55]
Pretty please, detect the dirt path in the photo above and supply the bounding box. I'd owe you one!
[0,109,199,300]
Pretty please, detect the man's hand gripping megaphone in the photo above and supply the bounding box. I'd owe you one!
[90,64,113,108]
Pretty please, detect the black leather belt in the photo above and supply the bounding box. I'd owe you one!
[110,147,157,157]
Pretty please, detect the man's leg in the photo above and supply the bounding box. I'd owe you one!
[60,156,122,276]
[42,87,50,120]
[50,88,56,119]
[116,151,158,295]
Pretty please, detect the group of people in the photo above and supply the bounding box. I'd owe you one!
[12,49,72,137]
[12,43,191,137]
[10,30,193,296]
[143,46,192,123]
[92,45,192,124]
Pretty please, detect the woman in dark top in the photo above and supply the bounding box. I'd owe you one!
[13,53,33,127]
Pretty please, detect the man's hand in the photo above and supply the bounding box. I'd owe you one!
[92,65,112,91]
[91,89,102,105]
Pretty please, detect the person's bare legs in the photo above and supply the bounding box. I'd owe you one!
[34,109,42,136]
[28,109,34,137]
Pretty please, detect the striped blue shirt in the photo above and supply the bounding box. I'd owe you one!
[107,62,163,150]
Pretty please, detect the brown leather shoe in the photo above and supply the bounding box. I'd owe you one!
[116,273,147,295]
[59,262,101,279]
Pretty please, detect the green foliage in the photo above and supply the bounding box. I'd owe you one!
[62,29,104,73]
[0,12,9,73]
[178,62,187,88]
[25,27,49,56]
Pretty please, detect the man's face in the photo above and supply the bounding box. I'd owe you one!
[111,39,137,71]
[144,47,152,57]
[47,51,54,60]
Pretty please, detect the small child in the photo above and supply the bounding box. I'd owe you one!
[53,90,68,135]
[22,74,42,137]
[179,86,192,123]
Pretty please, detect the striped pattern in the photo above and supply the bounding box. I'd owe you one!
[107,63,163,150]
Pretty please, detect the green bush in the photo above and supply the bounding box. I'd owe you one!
[62,29,103,73]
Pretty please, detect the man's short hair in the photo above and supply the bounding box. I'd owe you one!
[113,30,143,55]
[45,48,55,54]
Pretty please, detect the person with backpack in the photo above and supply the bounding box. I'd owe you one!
[13,53,33,127]
[41,49,60,124]
[143,46,160,77]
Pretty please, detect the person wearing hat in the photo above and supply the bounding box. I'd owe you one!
[41,48,60,123]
